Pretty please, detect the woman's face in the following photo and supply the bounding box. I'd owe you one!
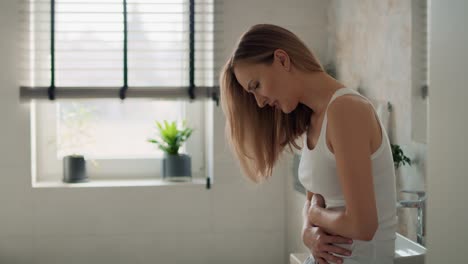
[233,49,299,113]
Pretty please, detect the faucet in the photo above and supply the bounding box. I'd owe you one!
[397,190,426,246]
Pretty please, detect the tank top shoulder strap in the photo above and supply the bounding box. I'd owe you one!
[311,87,389,160]
[310,88,350,150]
[319,87,356,134]
[324,87,356,113]
[323,87,376,117]
[322,87,389,147]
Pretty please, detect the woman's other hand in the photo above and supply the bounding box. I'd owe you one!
[302,194,353,264]
[311,193,326,208]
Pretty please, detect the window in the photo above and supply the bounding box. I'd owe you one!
[21,0,216,183]
[33,99,205,181]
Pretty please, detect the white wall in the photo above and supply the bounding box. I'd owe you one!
[426,0,468,262]
[0,0,328,263]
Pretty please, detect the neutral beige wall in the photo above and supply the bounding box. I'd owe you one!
[426,0,468,262]
[287,1,433,257]
[325,0,427,242]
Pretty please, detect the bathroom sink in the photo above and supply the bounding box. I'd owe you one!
[290,233,426,264]
[394,232,426,264]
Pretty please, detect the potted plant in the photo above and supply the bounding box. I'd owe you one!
[57,102,98,183]
[148,120,194,181]
[391,143,412,169]
[62,155,87,183]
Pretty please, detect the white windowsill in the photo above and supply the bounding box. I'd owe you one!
[32,178,207,188]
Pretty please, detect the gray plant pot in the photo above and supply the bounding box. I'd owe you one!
[63,155,88,183]
[161,153,192,181]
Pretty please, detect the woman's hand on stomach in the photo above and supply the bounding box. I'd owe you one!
[303,194,353,264]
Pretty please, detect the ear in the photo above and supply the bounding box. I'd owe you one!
[274,49,291,71]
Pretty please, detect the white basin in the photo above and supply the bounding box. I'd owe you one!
[290,233,426,264]
[394,233,426,264]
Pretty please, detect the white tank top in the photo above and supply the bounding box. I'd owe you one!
[298,87,397,264]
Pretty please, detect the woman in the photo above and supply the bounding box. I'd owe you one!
[219,24,397,264]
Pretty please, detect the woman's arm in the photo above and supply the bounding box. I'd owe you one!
[308,96,379,241]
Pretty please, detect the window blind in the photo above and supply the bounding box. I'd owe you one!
[19,0,221,102]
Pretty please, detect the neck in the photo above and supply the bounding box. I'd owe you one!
[296,71,345,115]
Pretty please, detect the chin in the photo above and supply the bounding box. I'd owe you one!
[282,106,293,114]
[282,103,295,114]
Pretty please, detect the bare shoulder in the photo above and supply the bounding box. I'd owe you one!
[329,95,373,120]
[326,94,375,137]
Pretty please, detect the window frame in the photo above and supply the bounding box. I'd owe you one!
[32,99,206,183]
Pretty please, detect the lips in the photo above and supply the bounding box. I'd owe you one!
[267,100,279,109]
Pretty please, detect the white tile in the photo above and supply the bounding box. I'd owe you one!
[172,232,216,264]
[211,231,285,264]
[32,187,212,236]
[32,233,178,264]
[213,179,285,232]
[0,235,33,264]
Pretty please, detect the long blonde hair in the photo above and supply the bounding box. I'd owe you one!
[220,24,324,184]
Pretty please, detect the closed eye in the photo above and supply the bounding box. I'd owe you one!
[248,82,260,93]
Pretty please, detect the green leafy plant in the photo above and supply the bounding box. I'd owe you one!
[58,102,97,157]
[55,102,99,167]
[147,120,193,155]
[391,144,412,169]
